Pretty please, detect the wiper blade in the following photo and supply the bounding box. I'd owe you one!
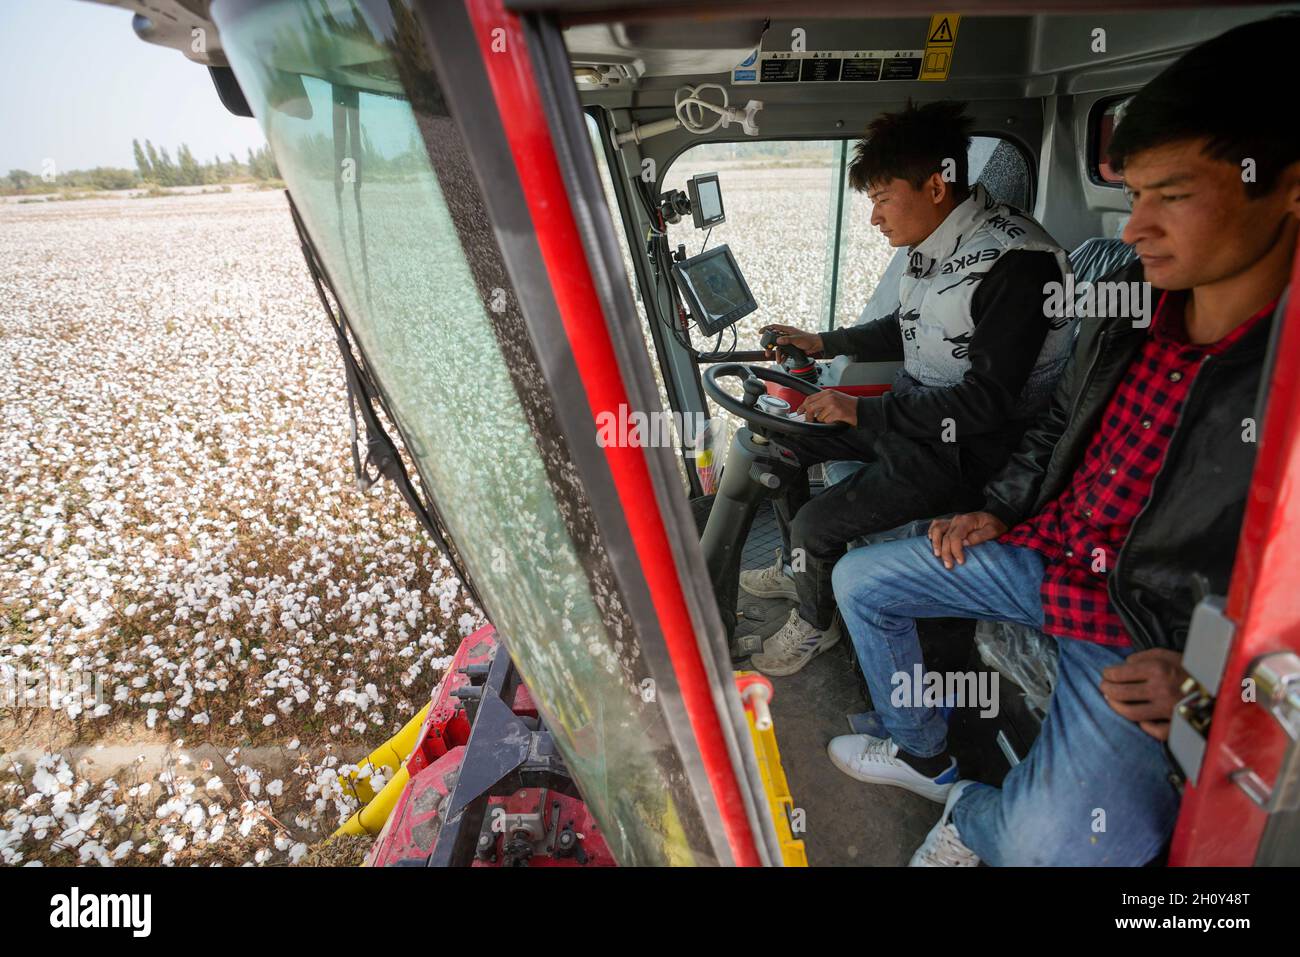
[286,191,482,609]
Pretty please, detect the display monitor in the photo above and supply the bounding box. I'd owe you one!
[688,172,726,229]
[671,244,757,337]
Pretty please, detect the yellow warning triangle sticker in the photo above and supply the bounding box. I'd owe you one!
[929,17,955,44]
[921,14,960,80]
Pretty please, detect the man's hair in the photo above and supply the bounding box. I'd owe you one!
[848,100,973,196]
[1108,16,1300,197]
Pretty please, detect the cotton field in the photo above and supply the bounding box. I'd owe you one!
[0,189,482,865]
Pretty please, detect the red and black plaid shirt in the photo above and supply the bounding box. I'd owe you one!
[1001,291,1272,648]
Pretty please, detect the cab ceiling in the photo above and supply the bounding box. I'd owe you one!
[569,7,1292,104]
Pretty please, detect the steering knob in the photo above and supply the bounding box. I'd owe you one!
[742,375,766,409]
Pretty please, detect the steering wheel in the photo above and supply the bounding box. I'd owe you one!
[702,363,848,436]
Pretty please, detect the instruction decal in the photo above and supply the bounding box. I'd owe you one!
[733,49,925,85]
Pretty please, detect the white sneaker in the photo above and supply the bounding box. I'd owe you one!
[909,780,980,866]
[739,549,799,601]
[826,733,958,803]
[750,609,841,676]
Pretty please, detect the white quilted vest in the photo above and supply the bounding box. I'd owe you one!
[892,184,1074,413]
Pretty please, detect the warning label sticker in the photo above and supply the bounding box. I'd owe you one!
[733,49,925,85]
[920,14,960,81]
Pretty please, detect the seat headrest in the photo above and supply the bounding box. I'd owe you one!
[1069,237,1137,285]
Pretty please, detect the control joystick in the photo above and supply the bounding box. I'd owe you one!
[760,330,819,383]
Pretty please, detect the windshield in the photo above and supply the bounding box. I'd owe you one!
[213,0,720,864]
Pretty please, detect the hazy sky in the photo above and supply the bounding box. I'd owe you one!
[0,0,267,174]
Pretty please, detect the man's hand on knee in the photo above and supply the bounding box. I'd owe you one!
[1100,649,1190,741]
[928,512,1008,569]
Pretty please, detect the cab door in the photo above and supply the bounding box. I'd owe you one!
[1169,248,1300,865]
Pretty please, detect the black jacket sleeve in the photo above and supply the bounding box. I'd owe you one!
[853,249,1063,440]
[981,347,1079,528]
[980,257,1145,526]
[818,311,904,361]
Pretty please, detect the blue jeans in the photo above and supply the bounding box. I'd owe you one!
[831,534,1182,866]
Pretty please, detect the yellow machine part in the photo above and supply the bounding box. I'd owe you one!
[330,702,431,840]
[334,764,411,838]
[736,673,808,867]
[339,702,430,805]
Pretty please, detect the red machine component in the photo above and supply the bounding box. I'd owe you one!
[367,625,615,867]
[764,381,891,413]
[368,747,465,865]
[472,790,614,867]
[404,626,496,775]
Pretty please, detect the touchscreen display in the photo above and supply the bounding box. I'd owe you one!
[696,179,722,224]
[682,254,745,322]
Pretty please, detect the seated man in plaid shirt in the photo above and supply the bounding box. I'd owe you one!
[825,18,1300,866]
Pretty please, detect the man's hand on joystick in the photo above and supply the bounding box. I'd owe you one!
[760,324,823,363]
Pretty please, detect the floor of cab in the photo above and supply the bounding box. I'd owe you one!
[737,500,1016,867]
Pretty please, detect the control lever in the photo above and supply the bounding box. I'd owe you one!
[760,330,819,383]
[741,375,766,409]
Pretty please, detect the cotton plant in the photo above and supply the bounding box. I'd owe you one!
[0,191,489,864]
[0,739,373,866]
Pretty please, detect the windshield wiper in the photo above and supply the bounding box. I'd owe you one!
[286,191,482,609]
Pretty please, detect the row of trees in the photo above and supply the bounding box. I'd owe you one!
[2,140,280,194]
[131,138,280,187]
[5,167,137,192]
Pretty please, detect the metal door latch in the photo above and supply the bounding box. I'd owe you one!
[1230,651,1300,814]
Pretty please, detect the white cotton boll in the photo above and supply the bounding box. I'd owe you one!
[261,714,276,727]
[266,779,284,797]
[182,806,205,828]
[288,842,308,863]
[32,768,60,796]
